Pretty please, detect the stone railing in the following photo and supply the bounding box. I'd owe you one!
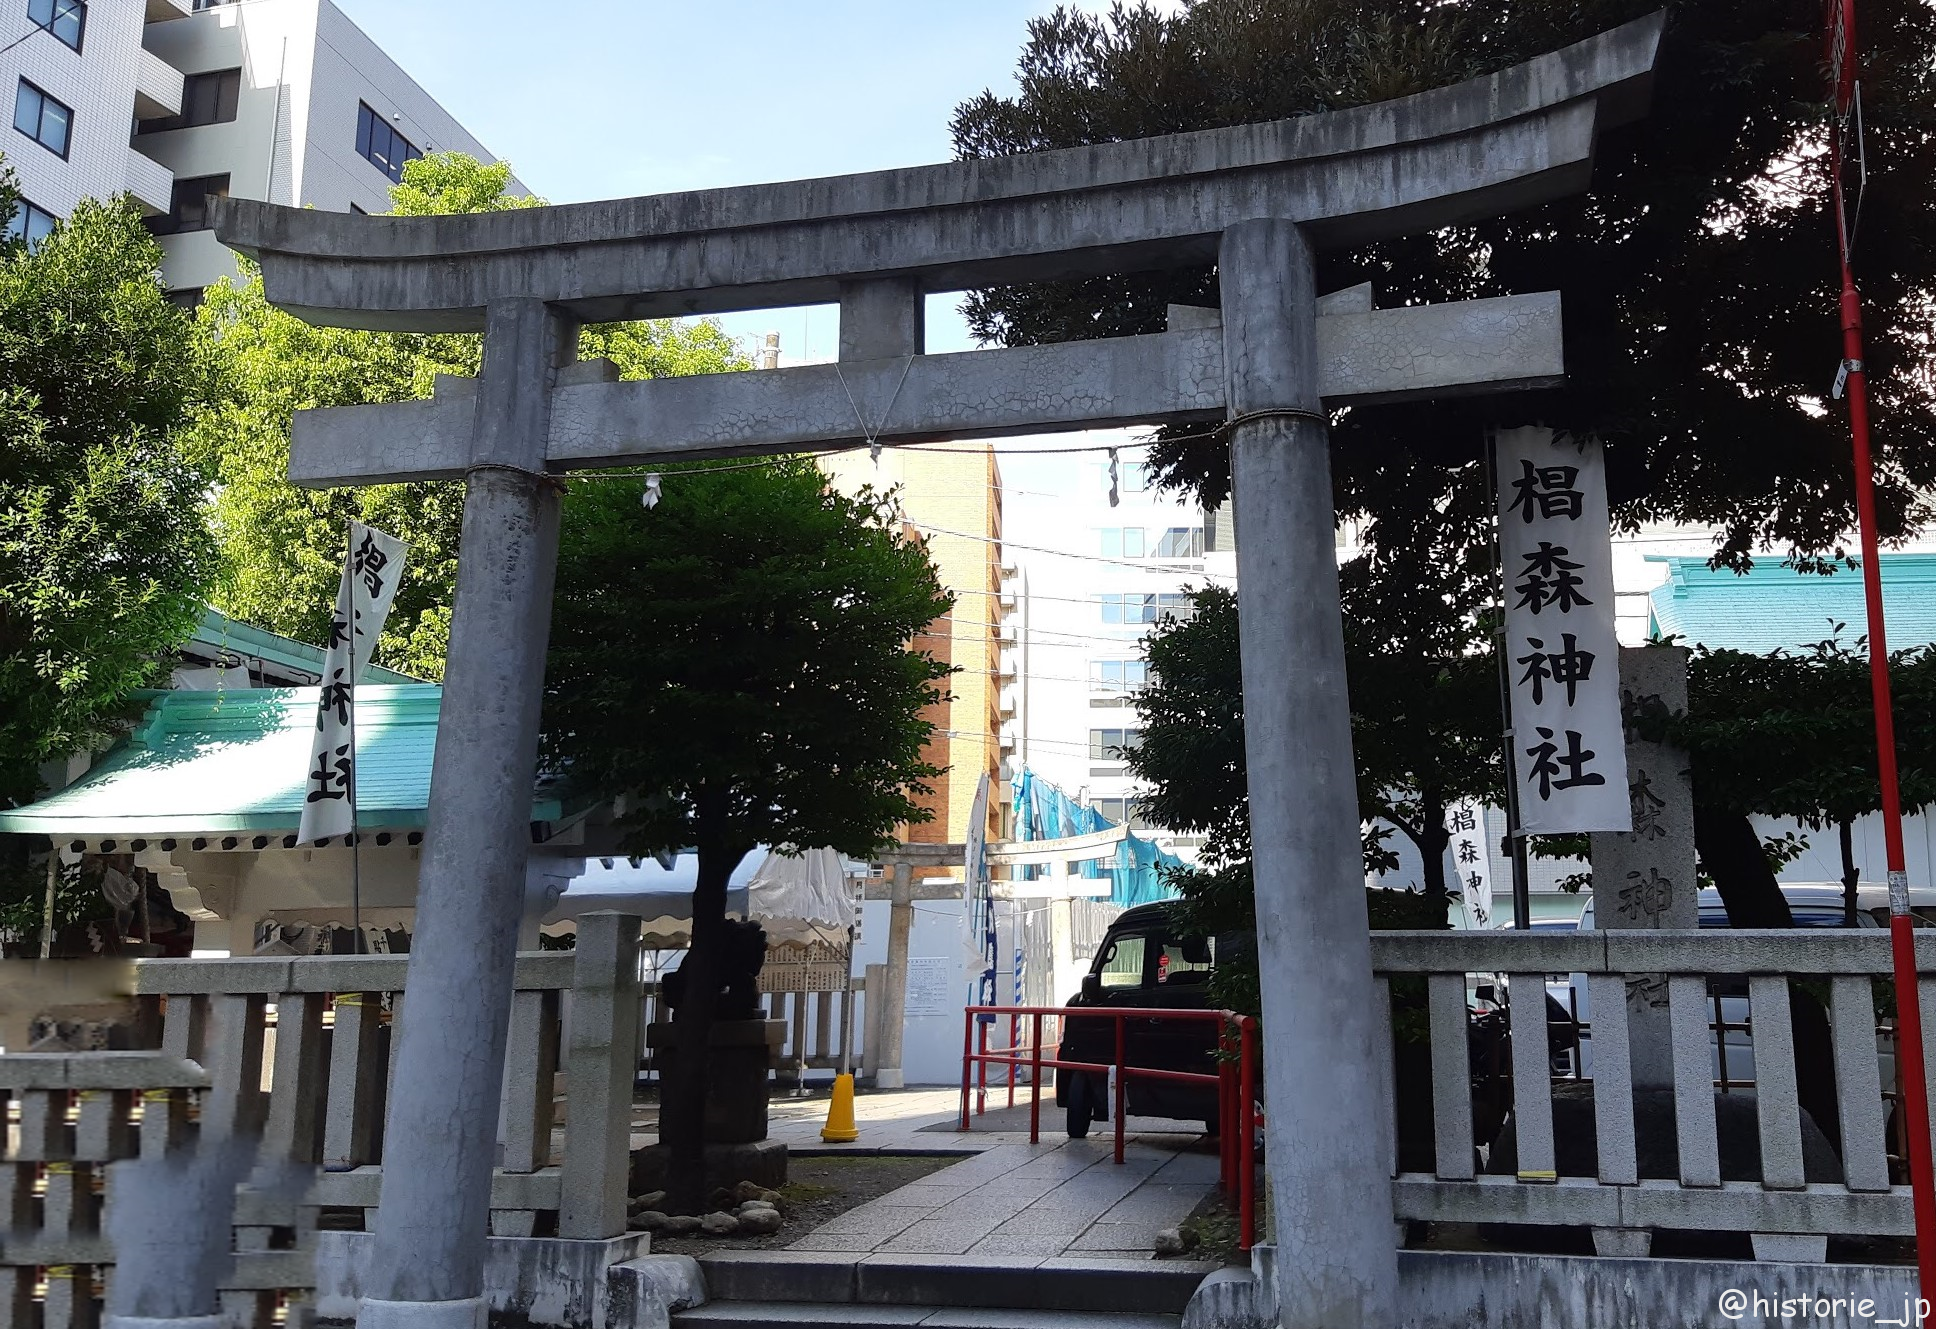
[1,1052,234,1329]
[132,912,643,1243]
[1373,929,1933,1261]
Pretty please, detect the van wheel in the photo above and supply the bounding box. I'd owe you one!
[1066,1079,1095,1139]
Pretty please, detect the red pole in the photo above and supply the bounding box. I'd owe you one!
[1030,1012,1043,1144]
[958,1008,973,1132]
[1114,1012,1128,1165]
[1825,0,1936,1298]
[1008,1012,1018,1111]
[976,1017,989,1117]
[1240,1017,1257,1251]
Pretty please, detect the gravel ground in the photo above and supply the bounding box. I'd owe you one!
[643,1154,958,1255]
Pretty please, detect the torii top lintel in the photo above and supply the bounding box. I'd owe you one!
[217,13,1662,335]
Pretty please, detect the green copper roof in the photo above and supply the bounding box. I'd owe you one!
[0,685,559,837]
[192,606,421,686]
[1647,554,1936,656]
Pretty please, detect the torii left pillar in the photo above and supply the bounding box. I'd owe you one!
[357,298,573,1329]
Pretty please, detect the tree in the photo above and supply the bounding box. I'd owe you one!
[190,154,747,678]
[543,462,953,1212]
[1668,640,1936,925]
[953,0,1936,568]
[0,170,213,811]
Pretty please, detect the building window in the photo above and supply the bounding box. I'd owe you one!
[27,0,84,52]
[138,67,240,134]
[190,0,230,10]
[1098,593,1195,626]
[1089,728,1144,761]
[1102,460,1150,495]
[1092,797,1151,832]
[146,173,229,236]
[14,80,71,158]
[1092,660,1149,692]
[1099,527,1145,558]
[1153,527,1204,559]
[356,101,420,183]
[4,196,56,245]
[165,287,206,310]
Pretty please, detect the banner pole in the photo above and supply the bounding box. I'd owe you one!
[1823,0,1936,1295]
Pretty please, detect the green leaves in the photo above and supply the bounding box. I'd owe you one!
[959,0,1936,568]
[542,464,955,864]
[0,177,212,807]
[189,153,749,680]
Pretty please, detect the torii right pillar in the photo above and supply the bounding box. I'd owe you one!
[1224,218,1400,1326]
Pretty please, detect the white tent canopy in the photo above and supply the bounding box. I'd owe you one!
[541,846,860,948]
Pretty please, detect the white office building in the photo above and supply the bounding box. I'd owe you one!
[3,0,509,294]
[998,432,1232,861]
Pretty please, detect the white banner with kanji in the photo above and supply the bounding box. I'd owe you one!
[1496,427,1630,834]
[1444,800,1494,929]
[298,523,408,845]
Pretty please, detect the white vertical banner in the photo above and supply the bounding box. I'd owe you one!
[1444,800,1494,929]
[298,523,408,845]
[1496,427,1630,834]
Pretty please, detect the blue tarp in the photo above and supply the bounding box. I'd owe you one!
[1010,767,1182,906]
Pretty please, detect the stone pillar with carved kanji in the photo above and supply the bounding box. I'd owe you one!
[1589,645,1697,1088]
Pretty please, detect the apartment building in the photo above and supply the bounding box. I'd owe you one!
[820,444,1008,865]
[996,434,1225,862]
[3,0,509,294]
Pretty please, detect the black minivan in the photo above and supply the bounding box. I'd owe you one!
[1054,901,1242,1138]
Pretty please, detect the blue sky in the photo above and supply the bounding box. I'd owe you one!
[332,1,1126,358]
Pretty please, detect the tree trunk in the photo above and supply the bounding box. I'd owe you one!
[1413,817,1452,923]
[659,808,750,1215]
[1692,803,1793,927]
[1693,801,1842,1154]
[1840,819,1860,928]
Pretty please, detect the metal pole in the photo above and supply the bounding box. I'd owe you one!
[39,843,57,959]
[1825,0,1936,1291]
[1030,1012,1042,1144]
[346,522,364,955]
[1486,433,1534,929]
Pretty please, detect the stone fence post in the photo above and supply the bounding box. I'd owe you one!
[557,913,643,1240]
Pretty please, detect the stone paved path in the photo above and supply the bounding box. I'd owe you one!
[785,1138,1220,1259]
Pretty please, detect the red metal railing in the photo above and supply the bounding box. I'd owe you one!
[957,1003,1260,1250]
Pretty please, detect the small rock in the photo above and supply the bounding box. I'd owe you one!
[630,1190,667,1212]
[661,1215,703,1236]
[755,1187,783,1205]
[709,1187,737,1212]
[1153,1227,1197,1258]
[633,1211,669,1233]
[733,1180,769,1203]
[736,1199,777,1215]
[700,1211,740,1236]
[737,1207,782,1236]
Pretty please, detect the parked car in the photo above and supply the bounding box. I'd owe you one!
[1054,901,1572,1147]
[1054,902,1235,1138]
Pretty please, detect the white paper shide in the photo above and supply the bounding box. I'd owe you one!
[1496,427,1630,834]
[298,523,409,845]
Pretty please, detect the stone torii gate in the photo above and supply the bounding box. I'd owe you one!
[217,15,1661,1329]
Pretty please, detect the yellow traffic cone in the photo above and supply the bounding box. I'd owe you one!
[821,1072,860,1143]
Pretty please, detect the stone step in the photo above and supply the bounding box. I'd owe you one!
[695,1251,1218,1316]
[674,1304,1181,1329]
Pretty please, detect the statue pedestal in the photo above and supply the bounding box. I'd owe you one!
[634,1018,790,1195]
[645,1017,786,1143]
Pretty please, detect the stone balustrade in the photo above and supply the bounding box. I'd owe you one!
[1374,928,1934,1261]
